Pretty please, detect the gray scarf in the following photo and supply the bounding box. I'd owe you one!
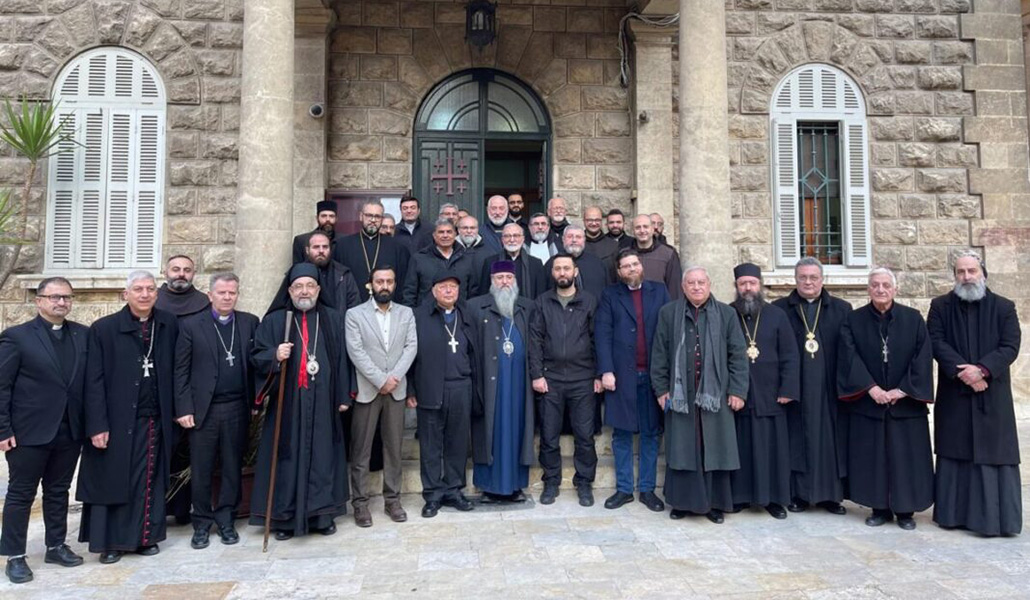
[669,297,726,414]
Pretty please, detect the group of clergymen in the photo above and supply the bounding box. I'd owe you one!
[0,193,1021,586]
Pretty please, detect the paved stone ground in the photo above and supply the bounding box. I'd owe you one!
[2,422,1029,599]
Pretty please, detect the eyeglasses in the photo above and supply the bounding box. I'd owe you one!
[501,234,523,240]
[362,213,384,221]
[796,276,822,283]
[38,294,74,303]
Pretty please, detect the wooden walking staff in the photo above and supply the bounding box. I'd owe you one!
[263,310,294,552]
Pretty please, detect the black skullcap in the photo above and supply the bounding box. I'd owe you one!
[733,262,762,280]
[316,200,337,215]
[289,262,319,284]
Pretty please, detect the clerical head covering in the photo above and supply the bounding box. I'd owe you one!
[432,271,461,286]
[289,262,319,284]
[490,260,516,275]
[733,262,762,281]
[316,200,337,215]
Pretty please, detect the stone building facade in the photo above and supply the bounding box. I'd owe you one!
[0,0,1029,397]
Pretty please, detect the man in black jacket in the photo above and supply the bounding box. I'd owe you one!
[78,271,179,564]
[332,199,410,303]
[269,232,361,313]
[530,255,601,508]
[479,223,549,300]
[403,218,476,306]
[394,195,432,255]
[0,277,88,583]
[407,273,480,518]
[291,199,338,264]
[174,273,259,550]
[545,225,611,299]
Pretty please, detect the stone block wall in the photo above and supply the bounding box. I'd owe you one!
[0,0,243,327]
[326,0,633,218]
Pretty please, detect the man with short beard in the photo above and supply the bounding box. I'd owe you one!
[479,195,510,254]
[649,213,668,245]
[728,263,799,520]
[605,209,633,249]
[333,200,409,304]
[380,214,396,236]
[583,206,619,269]
[468,262,536,503]
[458,215,489,296]
[345,266,418,527]
[478,223,548,300]
[928,251,1022,536]
[545,225,610,299]
[249,263,352,540]
[394,195,433,254]
[547,197,569,238]
[630,214,681,300]
[403,219,477,306]
[527,213,561,263]
[268,232,360,312]
[156,255,210,318]
[292,200,338,264]
[507,194,529,236]
[531,254,601,507]
[438,203,460,225]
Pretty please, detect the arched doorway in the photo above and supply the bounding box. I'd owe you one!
[413,69,552,222]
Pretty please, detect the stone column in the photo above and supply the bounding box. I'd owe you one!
[236,0,295,315]
[630,23,676,245]
[678,0,734,298]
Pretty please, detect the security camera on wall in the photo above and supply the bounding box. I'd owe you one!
[308,103,325,119]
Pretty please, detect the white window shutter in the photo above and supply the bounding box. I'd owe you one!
[772,119,800,267]
[47,47,166,273]
[842,118,871,267]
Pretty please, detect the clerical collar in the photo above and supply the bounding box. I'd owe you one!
[626,283,642,291]
[211,308,234,323]
[362,231,378,241]
[507,251,520,259]
[39,315,64,330]
[585,230,603,242]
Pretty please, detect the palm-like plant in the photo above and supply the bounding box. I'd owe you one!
[0,97,79,289]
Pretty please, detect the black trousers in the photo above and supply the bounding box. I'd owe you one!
[189,401,248,531]
[539,379,597,488]
[1,423,81,556]
[417,381,471,503]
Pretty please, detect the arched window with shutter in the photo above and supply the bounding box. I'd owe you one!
[46,47,166,272]
[769,64,870,270]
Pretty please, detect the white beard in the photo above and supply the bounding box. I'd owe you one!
[491,283,520,319]
[489,215,508,227]
[531,232,548,243]
[953,279,987,302]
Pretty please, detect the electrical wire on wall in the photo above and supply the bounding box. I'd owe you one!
[617,11,680,88]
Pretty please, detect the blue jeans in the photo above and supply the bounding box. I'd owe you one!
[611,372,660,494]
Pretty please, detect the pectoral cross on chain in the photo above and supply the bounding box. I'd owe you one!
[142,357,154,378]
[226,351,235,367]
[447,337,459,353]
[881,343,889,363]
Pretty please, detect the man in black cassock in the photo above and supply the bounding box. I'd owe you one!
[478,223,549,300]
[729,263,799,519]
[154,254,209,525]
[838,267,934,530]
[249,263,351,539]
[291,199,338,264]
[544,226,611,299]
[651,266,748,524]
[928,252,1022,536]
[78,271,178,564]
[268,231,360,313]
[333,199,409,304]
[408,273,480,518]
[772,257,851,515]
[469,261,535,503]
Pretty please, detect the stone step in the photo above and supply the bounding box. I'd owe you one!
[400,426,663,460]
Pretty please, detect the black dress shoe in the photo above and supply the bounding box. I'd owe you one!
[765,503,787,520]
[865,510,894,527]
[99,551,123,564]
[317,522,337,536]
[639,491,665,512]
[509,490,527,503]
[897,515,917,530]
[604,491,634,510]
[787,500,807,513]
[5,557,33,584]
[274,530,294,541]
[190,529,210,550]
[479,493,500,504]
[539,486,559,505]
[577,486,594,507]
[818,501,846,515]
[421,501,441,518]
[706,510,724,524]
[442,495,474,511]
[44,543,84,567]
[669,509,689,520]
[218,525,240,545]
[136,544,160,556]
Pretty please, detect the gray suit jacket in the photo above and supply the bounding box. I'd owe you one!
[345,298,418,403]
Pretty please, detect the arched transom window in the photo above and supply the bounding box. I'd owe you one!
[46,47,166,272]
